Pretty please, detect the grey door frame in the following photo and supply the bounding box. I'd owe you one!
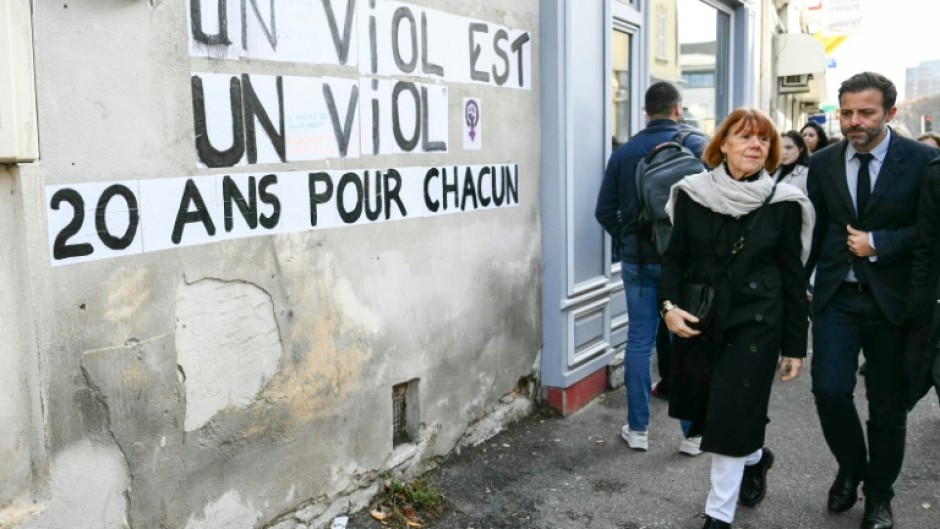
[539,0,754,392]
[539,0,645,390]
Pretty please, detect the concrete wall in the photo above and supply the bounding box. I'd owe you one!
[1,1,540,528]
[0,166,46,527]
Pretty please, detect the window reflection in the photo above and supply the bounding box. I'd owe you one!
[649,0,730,136]
[611,31,632,148]
[610,30,632,264]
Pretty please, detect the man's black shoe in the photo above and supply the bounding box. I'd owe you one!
[700,514,731,528]
[861,499,893,529]
[828,469,863,513]
[739,448,774,507]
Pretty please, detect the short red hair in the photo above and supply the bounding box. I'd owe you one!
[703,108,781,172]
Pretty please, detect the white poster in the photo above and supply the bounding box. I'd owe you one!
[188,0,359,66]
[186,0,531,89]
[359,78,448,156]
[193,73,361,168]
[358,0,532,89]
[45,181,145,265]
[46,164,520,266]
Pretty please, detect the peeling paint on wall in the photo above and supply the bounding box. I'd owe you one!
[20,441,129,529]
[252,249,374,422]
[176,278,283,431]
[182,490,261,529]
[102,266,152,322]
[12,0,542,526]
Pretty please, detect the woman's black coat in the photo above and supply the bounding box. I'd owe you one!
[904,158,940,409]
[658,187,808,457]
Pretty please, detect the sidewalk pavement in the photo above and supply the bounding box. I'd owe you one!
[348,359,940,529]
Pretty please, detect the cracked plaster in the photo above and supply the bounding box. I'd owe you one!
[175,278,283,431]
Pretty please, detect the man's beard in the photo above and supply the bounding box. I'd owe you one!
[843,123,885,147]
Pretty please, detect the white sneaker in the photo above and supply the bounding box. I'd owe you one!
[620,425,649,451]
[679,435,703,456]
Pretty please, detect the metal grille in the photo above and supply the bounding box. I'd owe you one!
[392,383,411,446]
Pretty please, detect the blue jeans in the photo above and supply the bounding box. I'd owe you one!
[622,262,691,436]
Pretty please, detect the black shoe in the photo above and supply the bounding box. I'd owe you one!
[828,469,863,513]
[700,514,732,528]
[739,448,774,507]
[861,499,893,529]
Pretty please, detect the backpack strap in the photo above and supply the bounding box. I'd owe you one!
[672,128,704,149]
[672,130,691,146]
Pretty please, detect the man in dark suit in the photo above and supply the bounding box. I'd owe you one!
[806,72,938,529]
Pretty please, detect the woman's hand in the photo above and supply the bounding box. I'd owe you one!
[779,357,803,382]
[664,307,701,338]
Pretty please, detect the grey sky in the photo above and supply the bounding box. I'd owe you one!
[824,0,937,104]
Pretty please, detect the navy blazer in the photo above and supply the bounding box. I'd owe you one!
[806,133,938,324]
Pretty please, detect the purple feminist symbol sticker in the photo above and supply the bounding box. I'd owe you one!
[465,99,480,142]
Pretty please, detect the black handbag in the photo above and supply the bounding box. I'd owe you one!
[682,282,717,331]
[680,187,776,331]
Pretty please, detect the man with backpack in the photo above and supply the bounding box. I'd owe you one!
[595,81,707,454]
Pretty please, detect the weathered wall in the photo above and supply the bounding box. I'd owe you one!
[0,166,46,527]
[2,1,540,527]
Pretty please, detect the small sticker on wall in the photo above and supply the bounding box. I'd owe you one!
[463,98,482,150]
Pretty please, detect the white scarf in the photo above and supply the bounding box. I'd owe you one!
[665,164,816,264]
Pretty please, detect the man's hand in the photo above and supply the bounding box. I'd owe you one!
[846,225,876,257]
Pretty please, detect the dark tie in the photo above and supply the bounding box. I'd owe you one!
[855,152,874,216]
[851,152,874,284]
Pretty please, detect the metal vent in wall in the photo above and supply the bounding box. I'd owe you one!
[392,380,418,446]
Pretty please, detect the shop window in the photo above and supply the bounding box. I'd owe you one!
[649,0,730,136]
[681,72,715,88]
[611,30,633,148]
[675,0,730,135]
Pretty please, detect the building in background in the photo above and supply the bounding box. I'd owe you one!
[906,59,940,101]
[769,0,831,131]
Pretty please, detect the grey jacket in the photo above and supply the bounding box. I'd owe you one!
[771,164,808,195]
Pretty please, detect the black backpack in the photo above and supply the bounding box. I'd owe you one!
[634,130,707,255]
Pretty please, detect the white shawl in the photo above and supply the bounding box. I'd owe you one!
[665,164,816,264]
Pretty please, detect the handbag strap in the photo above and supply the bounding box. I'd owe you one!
[713,185,777,280]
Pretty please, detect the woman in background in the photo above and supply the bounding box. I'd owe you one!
[800,121,829,155]
[770,130,809,195]
[917,131,940,148]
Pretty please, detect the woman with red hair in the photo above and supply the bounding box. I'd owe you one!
[659,108,815,528]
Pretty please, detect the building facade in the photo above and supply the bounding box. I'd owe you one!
[1,0,783,527]
[906,59,940,101]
